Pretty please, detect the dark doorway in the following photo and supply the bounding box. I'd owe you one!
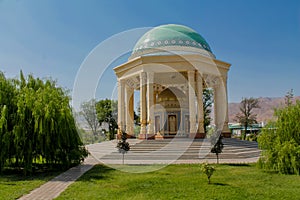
[168,115,177,135]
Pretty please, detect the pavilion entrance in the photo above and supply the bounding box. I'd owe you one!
[168,115,177,135]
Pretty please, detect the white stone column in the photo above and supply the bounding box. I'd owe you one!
[147,72,154,135]
[117,79,125,134]
[140,72,147,135]
[222,75,231,134]
[213,76,230,135]
[188,71,197,134]
[125,84,134,135]
[213,85,219,130]
[161,109,165,135]
[213,78,223,132]
[196,72,205,134]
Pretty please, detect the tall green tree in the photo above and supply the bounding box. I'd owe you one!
[96,99,118,140]
[15,73,88,174]
[0,105,8,172]
[258,101,300,175]
[0,72,17,172]
[235,98,260,140]
[203,88,213,134]
[80,99,100,136]
[285,89,294,106]
[0,71,88,174]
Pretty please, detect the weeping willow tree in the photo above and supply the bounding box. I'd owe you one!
[0,71,88,174]
[258,100,300,175]
[0,72,17,173]
[0,105,8,172]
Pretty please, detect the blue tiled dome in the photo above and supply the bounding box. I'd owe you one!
[132,24,212,55]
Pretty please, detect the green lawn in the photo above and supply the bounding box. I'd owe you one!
[0,170,61,200]
[56,164,300,200]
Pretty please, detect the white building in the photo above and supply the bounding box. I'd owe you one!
[114,24,231,139]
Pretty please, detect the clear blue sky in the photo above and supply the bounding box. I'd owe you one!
[1,0,300,103]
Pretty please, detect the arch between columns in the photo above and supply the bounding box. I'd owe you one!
[117,70,230,140]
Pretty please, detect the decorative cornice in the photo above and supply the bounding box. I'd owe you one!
[203,74,220,88]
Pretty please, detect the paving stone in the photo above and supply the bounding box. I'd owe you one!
[18,156,99,200]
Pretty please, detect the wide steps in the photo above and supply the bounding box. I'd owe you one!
[96,138,261,163]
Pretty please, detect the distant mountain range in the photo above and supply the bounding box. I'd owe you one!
[228,96,300,123]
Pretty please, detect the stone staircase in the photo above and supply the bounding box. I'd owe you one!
[87,138,261,164]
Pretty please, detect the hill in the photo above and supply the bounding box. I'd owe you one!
[228,96,300,123]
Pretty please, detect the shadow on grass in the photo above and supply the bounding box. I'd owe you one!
[212,182,229,186]
[225,163,250,167]
[261,169,280,175]
[0,167,62,182]
[78,164,116,182]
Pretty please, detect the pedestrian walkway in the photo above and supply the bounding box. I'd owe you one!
[18,138,261,199]
[18,156,99,200]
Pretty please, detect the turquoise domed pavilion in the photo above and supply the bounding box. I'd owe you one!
[114,24,231,139]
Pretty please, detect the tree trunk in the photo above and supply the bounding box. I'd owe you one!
[217,153,219,164]
[244,123,248,140]
[109,126,113,140]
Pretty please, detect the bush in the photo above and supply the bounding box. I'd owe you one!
[277,141,300,174]
[200,162,215,184]
[210,135,224,164]
[258,102,300,175]
[116,131,130,165]
[246,133,257,142]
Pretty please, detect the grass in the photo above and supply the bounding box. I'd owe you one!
[56,164,300,200]
[0,169,62,200]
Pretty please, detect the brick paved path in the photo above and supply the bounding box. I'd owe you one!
[18,156,99,200]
